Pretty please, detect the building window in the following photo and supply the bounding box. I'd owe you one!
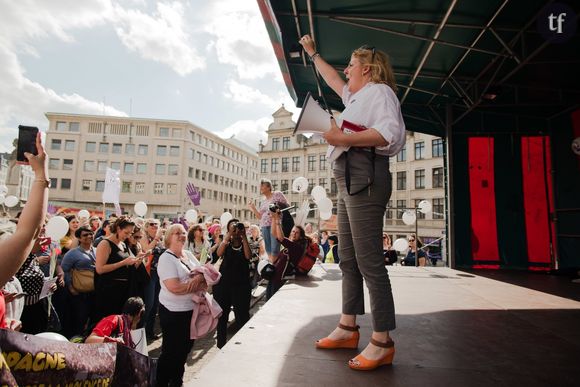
[157,145,167,156]
[414,199,426,219]
[167,183,177,194]
[396,200,406,219]
[49,158,59,170]
[65,140,75,151]
[135,182,145,193]
[125,144,135,155]
[281,157,289,172]
[154,183,164,194]
[271,158,278,173]
[331,178,337,194]
[82,179,91,191]
[138,144,148,155]
[307,178,315,194]
[137,163,146,174]
[122,181,132,193]
[172,128,182,138]
[56,121,67,131]
[396,171,406,190]
[112,143,122,154]
[84,160,95,172]
[124,162,134,174]
[51,139,61,150]
[69,122,80,132]
[319,154,326,171]
[415,169,425,189]
[170,146,180,157]
[202,171,207,181]
[62,159,73,170]
[96,180,105,192]
[97,161,107,173]
[195,169,200,179]
[272,138,280,151]
[281,179,289,192]
[271,180,278,190]
[99,143,109,153]
[50,178,58,189]
[432,138,444,157]
[396,145,406,162]
[168,164,178,175]
[433,167,444,188]
[159,127,169,137]
[386,200,393,219]
[86,142,96,152]
[292,156,300,172]
[155,164,165,175]
[415,142,425,160]
[61,178,71,190]
[188,167,193,178]
[433,198,444,219]
[110,162,120,171]
[319,178,327,188]
[308,155,316,172]
[282,137,290,150]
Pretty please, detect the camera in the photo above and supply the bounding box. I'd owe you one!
[268,203,279,213]
[231,222,245,232]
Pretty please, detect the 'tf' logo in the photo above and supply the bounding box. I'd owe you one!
[538,3,577,44]
[548,12,567,34]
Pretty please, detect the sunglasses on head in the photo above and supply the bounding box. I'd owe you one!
[361,45,376,63]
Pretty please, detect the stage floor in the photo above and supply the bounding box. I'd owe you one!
[189,265,580,387]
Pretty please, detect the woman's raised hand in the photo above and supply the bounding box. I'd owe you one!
[24,132,48,179]
[299,34,316,57]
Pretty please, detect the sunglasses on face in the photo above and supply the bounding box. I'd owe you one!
[133,235,143,240]
[409,239,415,242]
[80,233,93,238]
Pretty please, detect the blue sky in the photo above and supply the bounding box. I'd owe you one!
[0,0,299,153]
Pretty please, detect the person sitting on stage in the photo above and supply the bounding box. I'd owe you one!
[85,296,145,348]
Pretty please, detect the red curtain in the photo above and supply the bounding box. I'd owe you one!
[468,137,499,264]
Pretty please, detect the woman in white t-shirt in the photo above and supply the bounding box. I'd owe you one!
[300,35,405,371]
[156,224,207,387]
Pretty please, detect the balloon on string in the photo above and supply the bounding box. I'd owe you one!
[392,238,409,252]
[185,209,198,223]
[402,210,416,225]
[320,210,332,220]
[317,197,333,213]
[257,259,269,276]
[0,194,5,205]
[311,185,327,202]
[78,209,90,219]
[36,332,69,342]
[0,184,7,195]
[45,216,69,240]
[220,212,233,228]
[134,201,148,217]
[418,200,432,214]
[3,195,19,208]
[292,177,309,193]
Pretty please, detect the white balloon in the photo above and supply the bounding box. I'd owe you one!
[185,209,198,223]
[392,238,409,252]
[220,212,233,228]
[311,185,327,202]
[402,210,416,225]
[320,210,332,220]
[292,177,309,193]
[36,332,69,342]
[317,197,333,213]
[257,259,269,275]
[0,194,5,205]
[4,195,19,208]
[134,201,148,217]
[45,216,69,240]
[418,200,432,214]
[0,185,7,195]
[78,209,90,219]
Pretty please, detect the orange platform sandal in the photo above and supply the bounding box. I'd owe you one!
[348,338,395,371]
[315,323,360,349]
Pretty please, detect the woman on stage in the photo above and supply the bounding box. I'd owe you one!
[299,34,406,371]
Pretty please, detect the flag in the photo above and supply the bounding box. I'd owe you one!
[102,167,120,204]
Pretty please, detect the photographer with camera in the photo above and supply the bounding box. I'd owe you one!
[213,219,251,349]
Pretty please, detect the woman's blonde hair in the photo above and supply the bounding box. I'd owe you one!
[164,223,185,248]
[352,46,398,93]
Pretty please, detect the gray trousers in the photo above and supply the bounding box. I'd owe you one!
[334,149,396,332]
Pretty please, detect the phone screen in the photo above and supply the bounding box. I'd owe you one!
[17,125,39,164]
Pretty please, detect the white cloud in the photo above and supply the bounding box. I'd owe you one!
[224,79,278,107]
[203,0,280,80]
[113,1,205,76]
[215,117,272,151]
